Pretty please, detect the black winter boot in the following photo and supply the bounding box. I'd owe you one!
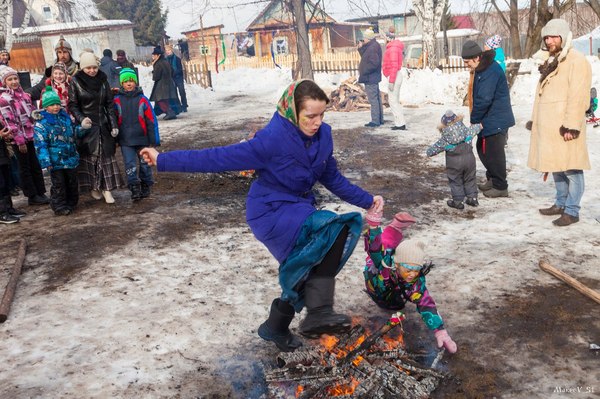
[4,195,26,217]
[299,277,351,338]
[258,299,303,352]
[129,184,142,201]
[0,196,19,224]
[140,182,151,198]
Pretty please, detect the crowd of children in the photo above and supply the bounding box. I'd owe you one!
[0,59,160,223]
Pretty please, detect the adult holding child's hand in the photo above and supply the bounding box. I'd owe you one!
[141,80,383,352]
[139,147,158,166]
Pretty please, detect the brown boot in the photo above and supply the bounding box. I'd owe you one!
[482,188,508,198]
[539,205,564,216]
[552,213,579,226]
[477,179,493,192]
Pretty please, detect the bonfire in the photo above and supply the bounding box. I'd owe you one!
[264,313,447,398]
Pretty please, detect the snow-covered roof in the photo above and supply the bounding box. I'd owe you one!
[13,20,133,36]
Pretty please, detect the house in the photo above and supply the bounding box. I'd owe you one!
[345,11,421,37]
[5,0,136,73]
[181,25,225,60]
[246,0,370,57]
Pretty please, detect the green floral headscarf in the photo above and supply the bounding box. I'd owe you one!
[276,79,309,126]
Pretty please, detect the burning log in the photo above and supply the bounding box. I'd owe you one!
[338,313,405,366]
[539,259,600,305]
[265,312,447,398]
[276,348,326,368]
[0,239,27,323]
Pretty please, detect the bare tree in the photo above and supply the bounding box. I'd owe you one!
[0,0,14,50]
[288,0,314,80]
[490,0,576,58]
[413,0,447,69]
[584,0,600,19]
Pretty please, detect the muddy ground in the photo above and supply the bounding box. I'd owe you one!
[1,109,599,398]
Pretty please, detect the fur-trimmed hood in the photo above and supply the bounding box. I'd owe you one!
[437,114,464,131]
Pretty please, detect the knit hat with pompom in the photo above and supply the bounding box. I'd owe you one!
[42,86,61,108]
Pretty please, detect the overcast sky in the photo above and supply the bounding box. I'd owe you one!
[164,0,477,38]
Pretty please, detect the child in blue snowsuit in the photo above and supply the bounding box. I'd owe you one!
[33,87,90,215]
[427,110,481,210]
[113,68,159,201]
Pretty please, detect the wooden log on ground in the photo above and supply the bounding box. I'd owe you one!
[0,239,27,323]
[539,259,600,305]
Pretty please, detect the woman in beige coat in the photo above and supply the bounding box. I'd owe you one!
[528,18,591,227]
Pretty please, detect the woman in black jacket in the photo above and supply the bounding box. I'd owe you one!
[149,46,179,120]
[68,51,123,203]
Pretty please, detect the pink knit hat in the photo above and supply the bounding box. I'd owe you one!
[485,35,502,49]
[0,65,18,85]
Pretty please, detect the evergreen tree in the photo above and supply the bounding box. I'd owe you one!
[94,0,168,46]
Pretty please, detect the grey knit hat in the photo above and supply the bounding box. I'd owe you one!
[461,40,482,59]
[541,19,571,43]
[395,240,425,267]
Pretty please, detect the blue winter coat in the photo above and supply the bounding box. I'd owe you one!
[470,50,515,137]
[33,109,88,170]
[114,87,159,147]
[157,111,374,262]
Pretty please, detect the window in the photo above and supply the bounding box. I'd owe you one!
[199,45,210,56]
[273,37,288,55]
[42,5,53,20]
[394,16,406,35]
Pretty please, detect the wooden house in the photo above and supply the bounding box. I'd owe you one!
[5,0,136,73]
[346,11,421,38]
[246,0,370,56]
[181,24,225,60]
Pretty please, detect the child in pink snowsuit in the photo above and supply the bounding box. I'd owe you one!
[362,210,457,353]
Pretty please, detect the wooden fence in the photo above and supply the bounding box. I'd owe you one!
[438,57,469,73]
[184,51,474,88]
[184,52,362,88]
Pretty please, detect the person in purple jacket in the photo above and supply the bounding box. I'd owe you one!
[141,80,383,352]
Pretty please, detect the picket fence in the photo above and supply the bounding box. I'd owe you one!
[184,52,468,88]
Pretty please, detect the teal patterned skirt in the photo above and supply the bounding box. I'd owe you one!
[278,210,363,312]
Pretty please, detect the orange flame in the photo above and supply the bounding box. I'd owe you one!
[352,355,364,366]
[326,377,360,396]
[382,332,405,350]
[295,385,304,398]
[319,334,339,351]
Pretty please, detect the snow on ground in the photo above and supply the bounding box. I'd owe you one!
[1,59,599,398]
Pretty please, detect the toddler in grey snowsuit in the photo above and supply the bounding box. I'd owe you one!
[427,110,481,209]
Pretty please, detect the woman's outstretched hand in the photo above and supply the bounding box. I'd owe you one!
[140,147,159,166]
[369,195,384,213]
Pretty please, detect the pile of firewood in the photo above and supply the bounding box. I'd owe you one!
[264,324,446,398]
[327,77,388,112]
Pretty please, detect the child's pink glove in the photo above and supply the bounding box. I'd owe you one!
[434,329,457,353]
[365,209,383,227]
[389,212,416,232]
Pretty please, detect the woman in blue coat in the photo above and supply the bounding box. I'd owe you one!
[141,80,383,352]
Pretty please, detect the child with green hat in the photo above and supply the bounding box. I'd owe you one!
[33,86,91,215]
[113,68,160,201]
